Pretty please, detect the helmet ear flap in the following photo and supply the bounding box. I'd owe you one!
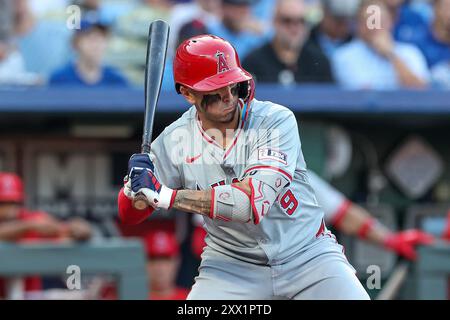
[238,81,250,101]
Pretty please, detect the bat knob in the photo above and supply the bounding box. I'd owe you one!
[133,194,149,210]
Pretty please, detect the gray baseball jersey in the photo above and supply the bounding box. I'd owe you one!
[190,171,350,229]
[150,99,328,264]
[149,98,368,299]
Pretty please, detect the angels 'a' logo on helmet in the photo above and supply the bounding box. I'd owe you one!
[215,51,230,74]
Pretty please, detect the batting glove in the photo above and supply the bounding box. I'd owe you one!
[383,229,435,261]
[125,153,175,210]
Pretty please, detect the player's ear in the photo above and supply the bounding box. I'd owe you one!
[179,86,196,105]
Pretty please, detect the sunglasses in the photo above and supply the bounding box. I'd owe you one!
[277,16,306,26]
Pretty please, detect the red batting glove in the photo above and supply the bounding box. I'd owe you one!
[383,229,435,261]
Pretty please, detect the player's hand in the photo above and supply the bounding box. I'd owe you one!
[28,216,64,237]
[65,218,93,241]
[126,153,176,209]
[383,229,435,261]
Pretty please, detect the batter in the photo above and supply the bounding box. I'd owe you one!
[118,34,369,300]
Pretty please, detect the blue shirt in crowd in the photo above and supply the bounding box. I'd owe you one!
[394,4,429,46]
[49,62,128,87]
[414,28,450,68]
[206,21,271,60]
[394,3,450,68]
[332,39,430,90]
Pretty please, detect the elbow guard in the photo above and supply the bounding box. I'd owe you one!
[210,172,290,224]
[210,185,252,223]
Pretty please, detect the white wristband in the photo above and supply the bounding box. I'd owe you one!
[158,185,175,210]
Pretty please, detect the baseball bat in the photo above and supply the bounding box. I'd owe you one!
[133,20,170,210]
[376,261,410,300]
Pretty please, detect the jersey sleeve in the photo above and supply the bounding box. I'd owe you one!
[242,108,304,223]
[244,108,302,183]
[150,131,183,190]
[307,170,351,225]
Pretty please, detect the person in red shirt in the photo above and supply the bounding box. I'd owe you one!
[0,172,93,299]
[144,230,189,300]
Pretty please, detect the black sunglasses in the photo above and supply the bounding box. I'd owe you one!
[277,16,306,26]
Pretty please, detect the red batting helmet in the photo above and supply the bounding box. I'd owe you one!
[0,172,24,203]
[173,34,253,100]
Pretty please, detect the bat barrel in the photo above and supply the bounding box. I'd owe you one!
[142,20,170,154]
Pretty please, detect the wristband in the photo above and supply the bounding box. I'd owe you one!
[158,185,177,210]
[357,218,376,240]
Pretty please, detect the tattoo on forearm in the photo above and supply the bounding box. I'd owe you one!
[172,190,211,216]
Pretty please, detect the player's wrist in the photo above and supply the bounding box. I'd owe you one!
[158,185,177,210]
[357,217,376,240]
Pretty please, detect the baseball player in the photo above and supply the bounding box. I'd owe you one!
[118,35,370,300]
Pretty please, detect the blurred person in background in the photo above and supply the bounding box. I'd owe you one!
[243,0,333,85]
[49,19,128,87]
[415,0,450,69]
[191,171,435,261]
[206,0,272,60]
[308,0,360,59]
[12,0,35,37]
[108,0,173,85]
[431,60,450,88]
[0,172,92,243]
[144,230,189,300]
[169,0,221,56]
[0,172,93,299]
[385,0,429,45]
[104,226,189,300]
[332,0,429,89]
[0,0,41,85]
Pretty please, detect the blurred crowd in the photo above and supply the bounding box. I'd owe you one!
[0,0,449,89]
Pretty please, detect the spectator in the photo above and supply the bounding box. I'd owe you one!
[384,0,430,46]
[18,1,72,78]
[107,0,172,85]
[0,37,41,85]
[13,0,36,37]
[332,0,429,89]
[243,0,334,85]
[169,0,221,56]
[0,172,93,299]
[49,19,128,87]
[0,0,14,41]
[0,0,41,85]
[414,0,450,68]
[308,0,360,58]
[206,0,271,60]
[431,60,450,88]
[144,230,189,300]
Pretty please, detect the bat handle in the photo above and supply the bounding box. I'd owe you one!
[133,146,152,210]
[133,193,150,210]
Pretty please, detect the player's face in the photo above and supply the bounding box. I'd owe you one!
[190,83,241,124]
